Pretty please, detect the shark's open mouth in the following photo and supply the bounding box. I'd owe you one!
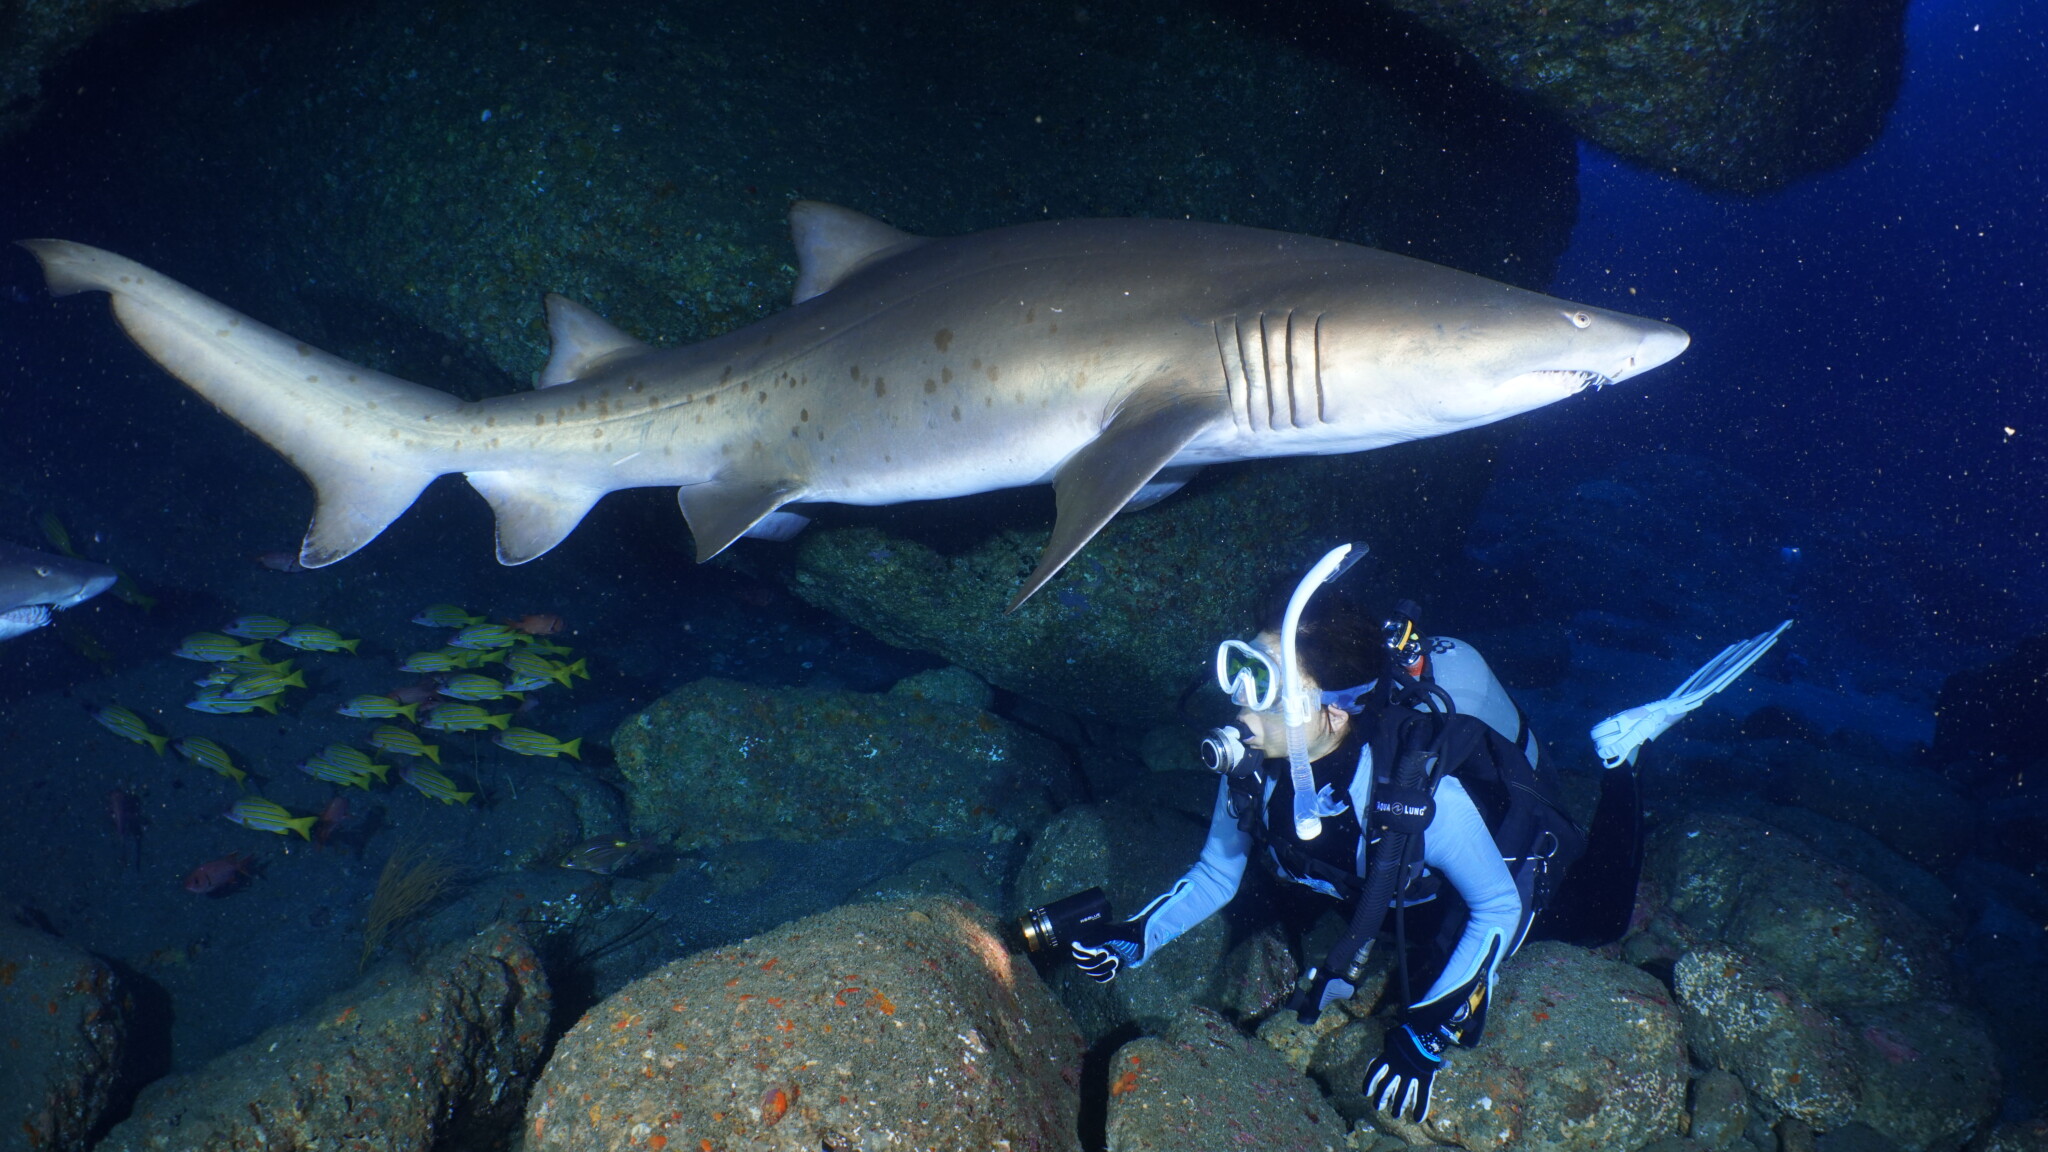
[1554,369,1618,391]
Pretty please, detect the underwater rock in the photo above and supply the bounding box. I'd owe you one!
[1688,1068,1752,1152]
[791,441,1491,723]
[1010,781,1236,1040]
[0,918,128,1152]
[612,675,1070,851]
[31,0,1575,390]
[1393,942,1688,1152]
[0,0,208,145]
[1840,1001,1999,1152]
[1979,1119,2048,1152]
[1763,745,1975,869]
[1648,811,1953,1007]
[1932,633,2048,779]
[1744,805,1966,939]
[1103,1006,1345,1152]
[99,923,550,1152]
[1467,454,1791,645]
[523,897,1084,1152]
[886,665,995,711]
[1674,946,1862,1129]
[1371,0,1905,192]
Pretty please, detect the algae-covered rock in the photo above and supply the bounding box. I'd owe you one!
[32,0,1576,393]
[613,675,1070,850]
[1105,1007,1345,1152]
[99,924,550,1152]
[1388,942,1688,1152]
[1762,745,1976,869]
[523,897,1084,1152]
[1372,0,1905,192]
[0,918,128,1152]
[1010,782,1233,1040]
[1649,812,1952,1007]
[1674,945,1862,1128]
[1842,1001,1999,1152]
[791,441,1491,722]
[0,0,208,145]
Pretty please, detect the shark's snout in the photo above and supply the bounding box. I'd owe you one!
[1620,322,1690,380]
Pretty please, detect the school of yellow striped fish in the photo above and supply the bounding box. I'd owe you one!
[87,603,591,841]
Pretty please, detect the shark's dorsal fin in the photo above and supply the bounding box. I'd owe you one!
[1009,383,1225,612]
[789,201,926,304]
[539,295,650,388]
[678,478,805,562]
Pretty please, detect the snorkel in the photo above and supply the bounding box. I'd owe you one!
[1278,543,1365,840]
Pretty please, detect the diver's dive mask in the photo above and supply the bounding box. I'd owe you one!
[1211,543,1366,841]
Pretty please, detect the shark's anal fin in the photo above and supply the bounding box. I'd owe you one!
[463,471,609,564]
[678,479,805,562]
[1010,383,1224,612]
[538,295,650,388]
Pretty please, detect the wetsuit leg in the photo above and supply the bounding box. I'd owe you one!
[1537,754,1645,947]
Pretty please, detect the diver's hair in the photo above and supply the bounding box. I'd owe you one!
[1258,586,1382,691]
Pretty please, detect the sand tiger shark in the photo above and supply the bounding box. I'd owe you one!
[20,202,1687,609]
[0,542,116,642]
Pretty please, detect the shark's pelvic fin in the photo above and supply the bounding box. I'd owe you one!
[538,294,650,387]
[464,471,610,564]
[18,239,455,568]
[788,201,926,304]
[678,478,805,562]
[1009,383,1225,612]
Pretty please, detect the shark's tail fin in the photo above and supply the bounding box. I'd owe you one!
[19,240,456,567]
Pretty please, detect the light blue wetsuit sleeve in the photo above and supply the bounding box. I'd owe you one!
[1129,777,1254,965]
[1412,775,1522,1007]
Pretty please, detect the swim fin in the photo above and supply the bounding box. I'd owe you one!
[1590,619,1793,768]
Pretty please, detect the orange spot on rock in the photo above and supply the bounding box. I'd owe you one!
[762,1085,796,1126]
[1111,1070,1140,1096]
[649,1136,667,1149]
[873,992,896,1016]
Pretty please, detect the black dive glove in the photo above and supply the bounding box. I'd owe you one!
[1363,972,1492,1123]
[1069,918,1146,983]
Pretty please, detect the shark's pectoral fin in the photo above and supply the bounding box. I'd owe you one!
[538,295,651,387]
[464,471,609,564]
[678,479,805,562]
[1009,385,1224,612]
[1123,465,1204,512]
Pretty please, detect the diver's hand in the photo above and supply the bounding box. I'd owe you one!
[1364,1023,1449,1123]
[1069,919,1145,984]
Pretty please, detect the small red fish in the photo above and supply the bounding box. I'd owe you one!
[388,678,444,706]
[108,790,142,869]
[255,550,309,572]
[183,852,253,895]
[501,613,566,636]
[314,796,352,849]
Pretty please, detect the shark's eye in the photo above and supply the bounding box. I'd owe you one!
[34,566,50,577]
[1564,311,1593,329]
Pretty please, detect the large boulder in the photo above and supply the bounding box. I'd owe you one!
[1648,812,1953,1006]
[790,440,1493,723]
[612,675,1072,850]
[1841,1001,2000,1152]
[1674,946,1863,1129]
[1372,0,1906,192]
[1409,942,1687,1152]
[1105,1007,1345,1152]
[1010,781,1236,1040]
[0,919,129,1152]
[522,897,1084,1152]
[1761,745,1976,870]
[99,924,551,1152]
[0,0,207,144]
[14,0,1576,391]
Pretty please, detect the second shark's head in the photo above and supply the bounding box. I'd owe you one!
[0,544,118,642]
[1309,276,1690,447]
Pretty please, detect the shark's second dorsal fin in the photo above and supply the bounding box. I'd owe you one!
[789,201,925,304]
[539,295,650,388]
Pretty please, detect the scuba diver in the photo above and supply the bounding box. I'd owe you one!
[1061,543,1789,1124]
